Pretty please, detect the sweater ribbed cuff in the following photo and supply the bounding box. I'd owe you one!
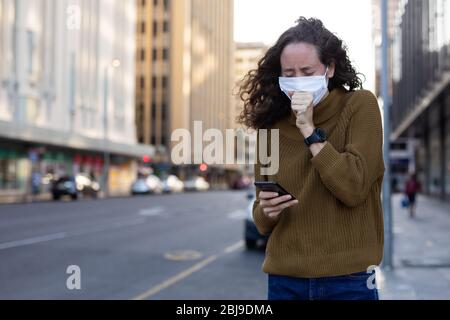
[310,141,341,176]
[253,202,280,236]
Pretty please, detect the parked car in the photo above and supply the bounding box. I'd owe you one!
[183,176,210,191]
[51,176,78,200]
[131,175,164,195]
[231,175,252,190]
[162,175,184,193]
[75,173,100,198]
[131,178,151,195]
[145,175,163,193]
[51,174,100,200]
[244,189,268,250]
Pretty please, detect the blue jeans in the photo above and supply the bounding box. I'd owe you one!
[268,271,379,300]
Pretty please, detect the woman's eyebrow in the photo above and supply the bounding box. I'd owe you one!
[282,66,312,73]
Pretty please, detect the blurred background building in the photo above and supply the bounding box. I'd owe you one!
[233,42,268,179]
[135,0,237,188]
[373,0,450,200]
[0,0,154,202]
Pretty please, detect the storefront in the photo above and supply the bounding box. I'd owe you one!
[108,156,137,196]
[0,144,30,196]
[0,138,146,202]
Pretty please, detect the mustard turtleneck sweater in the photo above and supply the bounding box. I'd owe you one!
[252,88,385,278]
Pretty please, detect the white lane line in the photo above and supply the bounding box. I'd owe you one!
[0,232,67,250]
[132,241,245,300]
[224,240,244,254]
[138,206,164,216]
[0,217,147,251]
[227,209,246,220]
[132,255,219,300]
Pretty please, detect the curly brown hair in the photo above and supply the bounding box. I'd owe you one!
[238,17,364,129]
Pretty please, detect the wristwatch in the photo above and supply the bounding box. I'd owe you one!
[304,128,327,147]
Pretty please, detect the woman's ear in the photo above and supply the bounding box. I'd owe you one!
[328,61,336,79]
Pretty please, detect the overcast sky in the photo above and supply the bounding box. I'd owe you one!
[234,0,376,92]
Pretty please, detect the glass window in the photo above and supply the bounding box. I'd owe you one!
[164,0,170,10]
[163,48,169,60]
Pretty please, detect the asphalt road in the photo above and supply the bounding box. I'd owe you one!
[0,191,267,300]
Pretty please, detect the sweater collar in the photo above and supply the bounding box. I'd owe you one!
[275,88,348,141]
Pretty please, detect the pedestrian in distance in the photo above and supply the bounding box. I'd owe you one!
[405,173,421,218]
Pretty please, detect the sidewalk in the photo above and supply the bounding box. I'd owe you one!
[377,193,450,300]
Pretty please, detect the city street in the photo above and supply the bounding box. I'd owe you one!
[0,191,267,300]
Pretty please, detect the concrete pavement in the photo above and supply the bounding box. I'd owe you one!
[378,194,450,300]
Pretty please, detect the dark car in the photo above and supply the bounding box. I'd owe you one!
[51,176,78,200]
[244,190,269,249]
[51,174,100,200]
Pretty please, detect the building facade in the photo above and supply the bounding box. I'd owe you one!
[136,0,235,186]
[233,42,268,177]
[0,0,154,202]
[390,0,450,200]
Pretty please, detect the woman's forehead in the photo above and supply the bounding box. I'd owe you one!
[280,42,320,68]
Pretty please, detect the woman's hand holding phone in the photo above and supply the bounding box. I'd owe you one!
[259,191,298,219]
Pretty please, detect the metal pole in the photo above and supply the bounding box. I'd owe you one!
[381,0,393,270]
[103,67,109,198]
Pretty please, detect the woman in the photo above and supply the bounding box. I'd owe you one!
[239,17,385,300]
[405,173,421,218]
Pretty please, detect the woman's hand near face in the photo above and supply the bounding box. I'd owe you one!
[291,91,315,137]
[259,191,298,219]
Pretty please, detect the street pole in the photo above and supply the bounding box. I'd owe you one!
[103,66,110,198]
[381,0,393,270]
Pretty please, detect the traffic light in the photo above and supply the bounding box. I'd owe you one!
[199,163,208,172]
[142,155,152,163]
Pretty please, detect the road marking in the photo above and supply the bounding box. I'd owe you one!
[224,240,244,254]
[0,232,67,250]
[227,209,246,220]
[138,206,164,216]
[132,255,219,300]
[0,218,146,251]
[132,241,244,300]
[164,250,203,261]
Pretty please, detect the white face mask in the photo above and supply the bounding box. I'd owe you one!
[279,67,329,107]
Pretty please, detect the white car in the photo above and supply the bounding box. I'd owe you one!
[183,176,210,192]
[162,175,184,193]
[131,179,151,195]
[145,175,163,194]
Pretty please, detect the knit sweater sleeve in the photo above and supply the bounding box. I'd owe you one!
[310,90,385,207]
[252,131,280,236]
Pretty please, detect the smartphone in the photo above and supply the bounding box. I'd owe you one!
[254,181,296,200]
